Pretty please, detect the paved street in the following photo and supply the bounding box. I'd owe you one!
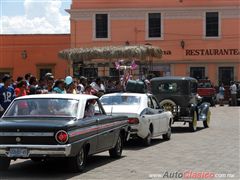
[0,106,239,180]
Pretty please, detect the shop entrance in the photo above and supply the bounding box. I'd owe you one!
[218,67,234,86]
[190,67,205,80]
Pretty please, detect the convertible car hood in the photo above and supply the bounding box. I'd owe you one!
[0,117,76,131]
[103,105,141,116]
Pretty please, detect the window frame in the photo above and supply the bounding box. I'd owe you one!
[146,12,164,40]
[93,13,111,41]
[36,64,55,79]
[203,11,221,39]
[189,66,206,80]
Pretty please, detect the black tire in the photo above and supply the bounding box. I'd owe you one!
[162,127,171,140]
[0,157,10,171]
[210,98,215,107]
[143,130,152,146]
[109,135,123,158]
[203,111,211,128]
[68,146,87,173]
[189,111,197,132]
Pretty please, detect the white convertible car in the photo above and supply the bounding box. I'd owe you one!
[99,93,173,146]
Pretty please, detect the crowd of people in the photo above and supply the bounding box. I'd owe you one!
[0,72,239,116]
[0,73,128,117]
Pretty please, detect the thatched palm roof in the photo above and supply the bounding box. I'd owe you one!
[59,45,162,63]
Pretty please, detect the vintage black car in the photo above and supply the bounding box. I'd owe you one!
[0,94,128,172]
[150,77,211,132]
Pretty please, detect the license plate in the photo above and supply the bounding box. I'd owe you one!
[9,148,28,157]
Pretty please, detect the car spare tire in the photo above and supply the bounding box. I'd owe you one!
[160,99,176,113]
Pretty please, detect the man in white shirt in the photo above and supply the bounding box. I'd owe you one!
[230,81,237,106]
[90,78,105,96]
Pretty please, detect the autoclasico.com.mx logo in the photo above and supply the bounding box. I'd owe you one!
[149,171,235,179]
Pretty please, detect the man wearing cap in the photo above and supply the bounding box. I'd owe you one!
[0,75,15,117]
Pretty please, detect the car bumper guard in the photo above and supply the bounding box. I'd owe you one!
[0,144,71,158]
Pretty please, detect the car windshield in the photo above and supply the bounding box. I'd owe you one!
[100,95,141,105]
[4,98,79,118]
[198,82,212,88]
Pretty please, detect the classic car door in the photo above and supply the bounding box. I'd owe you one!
[94,101,116,151]
[78,116,99,155]
[151,96,168,133]
[144,96,162,136]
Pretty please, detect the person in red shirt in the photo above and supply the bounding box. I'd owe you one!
[14,80,28,114]
[15,80,27,97]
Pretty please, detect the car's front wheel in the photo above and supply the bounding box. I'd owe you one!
[0,157,10,171]
[68,146,87,172]
[109,135,123,158]
[203,110,211,128]
[189,111,197,132]
[162,127,171,140]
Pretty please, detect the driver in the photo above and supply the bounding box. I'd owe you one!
[84,100,96,117]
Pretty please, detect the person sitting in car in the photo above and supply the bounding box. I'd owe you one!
[84,100,96,117]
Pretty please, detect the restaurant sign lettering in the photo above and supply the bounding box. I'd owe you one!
[186,49,240,56]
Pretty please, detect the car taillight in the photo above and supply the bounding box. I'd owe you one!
[55,130,68,144]
[128,118,139,124]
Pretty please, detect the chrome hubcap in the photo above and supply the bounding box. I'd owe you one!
[116,137,122,153]
[78,148,84,166]
[163,103,174,112]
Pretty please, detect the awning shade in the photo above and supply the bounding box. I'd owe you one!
[59,45,162,63]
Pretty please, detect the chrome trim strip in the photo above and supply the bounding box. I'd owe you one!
[0,132,54,137]
[0,144,71,157]
[71,124,128,145]
[69,120,128,137]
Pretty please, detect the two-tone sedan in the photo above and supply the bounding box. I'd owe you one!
[100,93,173,146]
[0,94,128,172]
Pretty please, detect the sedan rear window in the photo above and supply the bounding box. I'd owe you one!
[4,98,79,118]
[158,82,178,93]
[100,95,140,105]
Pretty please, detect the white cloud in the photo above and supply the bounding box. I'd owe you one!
[1,0,70,34]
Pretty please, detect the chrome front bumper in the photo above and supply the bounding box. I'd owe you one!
[0,144,71,158]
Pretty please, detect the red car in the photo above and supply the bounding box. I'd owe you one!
[197,79,216,106]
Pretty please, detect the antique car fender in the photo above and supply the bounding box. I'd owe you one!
[198,102,211,121]
[164,111,174,126]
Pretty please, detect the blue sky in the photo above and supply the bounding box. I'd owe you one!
[1,0,72,34]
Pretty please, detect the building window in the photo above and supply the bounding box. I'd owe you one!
[148,13,161,38]
[84,68,98,78]
[95,14,108,38]
[205,12,219,37]
[190,67,205,80]
[219,67,234,86]
[109,68,124,78]
[36,64,55,79]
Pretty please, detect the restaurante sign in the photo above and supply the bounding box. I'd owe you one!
[186,49,240,56]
